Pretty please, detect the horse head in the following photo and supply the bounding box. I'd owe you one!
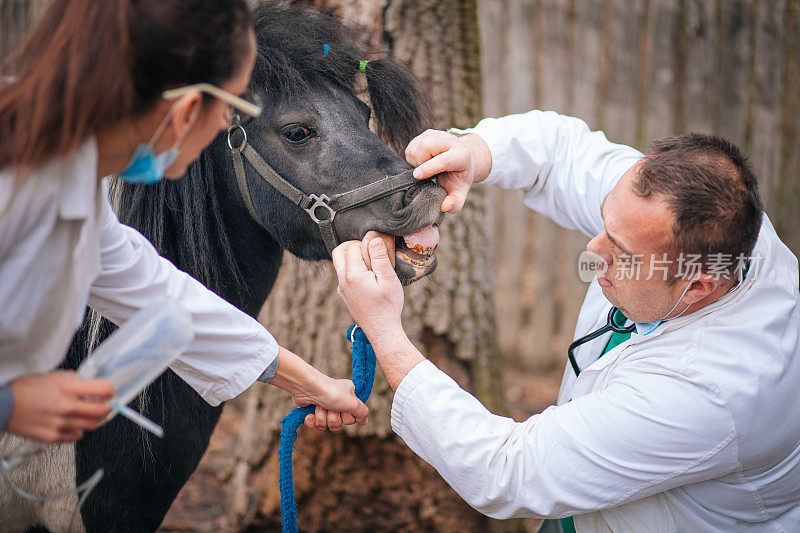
[219,3,446,284]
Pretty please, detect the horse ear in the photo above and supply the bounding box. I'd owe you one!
[364,58,434,155]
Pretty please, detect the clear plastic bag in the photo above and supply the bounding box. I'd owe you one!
[77,298,194,405]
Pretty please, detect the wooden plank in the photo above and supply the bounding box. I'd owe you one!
[673,0,688,133]
[748,0,786,214]
[570,0,603,124]
[681,0,718,137]
[775,0,800,255]
[646,0,680,141]
[494,188,529,364]
[1,0,31,59]
[481,0,511,360]
[536,0,571,112]
[601,0,643,145]
[477,0,507,117]
[594,0,613,131]
[520,0,575,367]
[714,0,750,144]
[481,1,530,364]
[0,0,49,60]
[635,0,655,150]
[499,0,535,363]
[506,0,537,113]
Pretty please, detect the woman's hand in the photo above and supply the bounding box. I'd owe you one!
[270,347,369,432]
[405,130,492,214]
[6,371,114,443]
[300,378,365,432]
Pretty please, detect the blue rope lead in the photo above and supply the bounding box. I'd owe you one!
[278,324,377,533]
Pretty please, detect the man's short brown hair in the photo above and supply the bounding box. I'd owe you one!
[633,133,763,282]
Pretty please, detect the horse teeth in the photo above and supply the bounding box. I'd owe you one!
[410,243,436,256]
[399,252,433,267]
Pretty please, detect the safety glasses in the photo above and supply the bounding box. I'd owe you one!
[162,83,262,123]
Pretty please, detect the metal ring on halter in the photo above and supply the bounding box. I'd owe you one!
[227,125,247,152]
[304,194,336,224]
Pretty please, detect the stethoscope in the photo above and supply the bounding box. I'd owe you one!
[567,307,635,377]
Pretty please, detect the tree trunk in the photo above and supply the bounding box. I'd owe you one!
[226,0,508,531]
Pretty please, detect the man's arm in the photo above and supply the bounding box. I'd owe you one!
[407,111,643,237]
[333,239,737,519]
[390,358,737,519]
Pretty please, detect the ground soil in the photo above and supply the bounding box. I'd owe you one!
[160,363,562,532]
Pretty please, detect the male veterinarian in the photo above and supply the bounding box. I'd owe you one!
[329,110,800,531]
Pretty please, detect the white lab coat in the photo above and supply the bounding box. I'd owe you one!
[390,111,800,531]
[0,138,278,406]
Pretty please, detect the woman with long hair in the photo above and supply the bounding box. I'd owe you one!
[0,0,367,443]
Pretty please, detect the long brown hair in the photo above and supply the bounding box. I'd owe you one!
[0,0,252,172]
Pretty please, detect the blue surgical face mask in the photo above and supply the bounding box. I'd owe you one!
[118,144,179,184]
[118,103,195,184]
[634,319,662,336]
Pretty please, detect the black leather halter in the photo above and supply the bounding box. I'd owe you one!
[228,124,429,255]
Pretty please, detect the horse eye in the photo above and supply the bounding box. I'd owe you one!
[281,125,313,145]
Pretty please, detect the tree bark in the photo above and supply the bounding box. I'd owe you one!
[227,0,507,531]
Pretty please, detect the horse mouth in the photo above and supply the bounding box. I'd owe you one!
[392,225,440,284]
[395,233,436,267]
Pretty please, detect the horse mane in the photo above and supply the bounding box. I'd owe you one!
[83,149,246,353]
[251,1,433,153]
[110,149,245,300]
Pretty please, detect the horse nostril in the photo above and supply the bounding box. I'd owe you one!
[403,182,428,206]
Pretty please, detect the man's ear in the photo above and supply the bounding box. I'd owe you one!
[168,91,202,140]
[684,272,718,304]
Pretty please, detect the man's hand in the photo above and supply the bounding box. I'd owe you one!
[405,129,492,214]
[331,237,426,392]
[332,238,405,345]
[6,371,114,443]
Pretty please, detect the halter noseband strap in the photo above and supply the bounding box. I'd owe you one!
[228,125,428,256]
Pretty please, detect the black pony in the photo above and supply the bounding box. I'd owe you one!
[5,3,445,531]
